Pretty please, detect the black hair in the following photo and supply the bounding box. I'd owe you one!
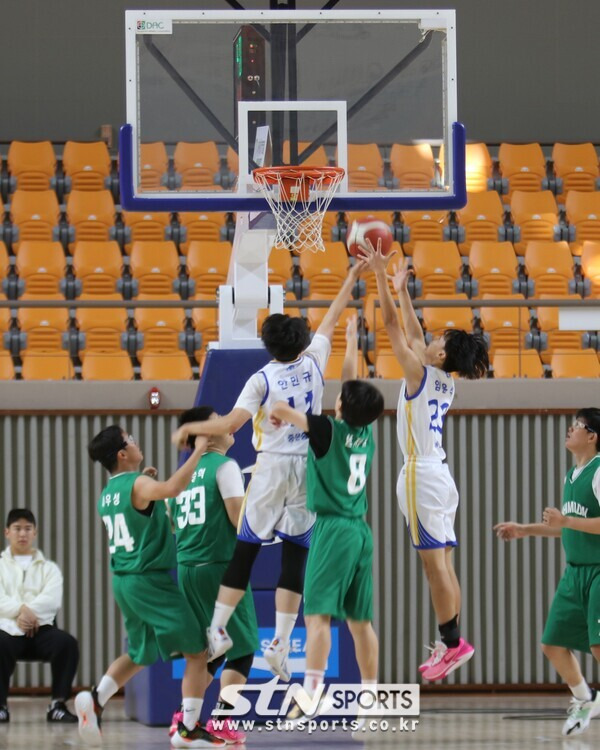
[88,425,127,472]
[261,314,310,362]
[340,380,385,427]
[179,405,215,450]
[6,508,36,528]
[442,329,489,379]
[576,408,600,451]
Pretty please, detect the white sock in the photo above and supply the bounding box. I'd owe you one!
[275,611,297,643]
[96,675,119,708]
[182,697,203,730]
[303,670,325,698]
[211,602,235,630]
[570,679,592,702]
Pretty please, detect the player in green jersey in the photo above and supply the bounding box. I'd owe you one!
[495,407,600,737]
[168,406,258,745]
[76,425,223,749]
[270,317,384,730]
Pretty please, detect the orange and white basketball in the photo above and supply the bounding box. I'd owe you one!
[347,217,394,257]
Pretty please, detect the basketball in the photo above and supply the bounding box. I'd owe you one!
[347,217,394,258]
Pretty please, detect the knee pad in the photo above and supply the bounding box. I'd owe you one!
[277,539,308,594]
[207,654,226,677]
[221,540,261,590]
[224,652,254,680]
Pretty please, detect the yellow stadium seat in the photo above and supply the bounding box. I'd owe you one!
[283,141,329,167]
[139,142,169,190]
[492,349,544,378]
[139,351,193,380]
[76,294,128,357]
[72,241,123,296]
[524,241,574,296]
[479,294,529,353]
[191,293,219,354]
[581,241,600,298]
[178,212,227,252]
[510,190,559,254]
[7,141,56,191]
[411,241,463,296]
[174,141,221,189]
[10,190,60,246]
[565,191,600,256]
[498,143,547,197]
[0,351,15,380]
[121,210,171,253]
[134,295,186,355]
[469,241,519,297]
[62,141,112,191]
[552,143,599,201]
[0,242,10,285]
[299,241,348,297]
[187,241,231,296]
[81,351,134,381]
[323,353,367,379]
[0,293,11,335]
[390,144,436,189]
[18,295,69,352]
[347,144,384,190]
[440,142,493,193]
[267,248,294,288]
[551,349,600,378]
[422,294,472,335]
[15,241,66,296]
[375,353,405,379]
[21,352,74,380]
[456,191,505,254]
[66,190,115,247]
[400,210,448,255]
[130,241,180,297]
[536,294,585,364]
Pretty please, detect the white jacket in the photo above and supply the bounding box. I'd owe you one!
[0,548,63,636]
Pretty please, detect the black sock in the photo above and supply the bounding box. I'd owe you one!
[438,614,460,649]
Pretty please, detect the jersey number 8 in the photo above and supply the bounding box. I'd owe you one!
[348,454,368,495]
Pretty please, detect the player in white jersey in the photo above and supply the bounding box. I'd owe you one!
[172,261,366,681]
[360,240,488,682]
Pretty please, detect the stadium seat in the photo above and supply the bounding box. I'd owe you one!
[0,350,15,380]
[226,147,238,179]
[400,210,448,255]
[187,241,231,296]
[552,143,599,200]
[492,349,544,378]
[10,189,60,246]
[299,241,348,297]
[581,241,600,297]
[456,191,505,254]
[283,141,329,167]
[72,241,123,296]
[76,294,128,357]
[18,295,69,353]
[15,241,66,296]
[323,353,367,379]
[469,241,519,297]
[7,141,56,191]
[389,144,436,189]
[81,351,134,381]
[139,142,169,190]
[440,142,493,193]
[191,293,219,353]
[498,143,547,197]
[174,141,221,189]
[0,242,10,285]
[411,241,463,296]
[550,349,600,378]
[307,301,356,353]
[129,241,180,297]
[139,351,193,380]
[134,299,186,355]
[0,293,11,336]
[178,212,227,252]
[121,210,171,252]
[66,190,115,246]
[510,190,560,255]
[524,241,574,296]
[536,294,585,364]
[267,248,294,288]
[565,191,600,256]
[375,353,405,379]
[62,141,112,191]
[479,294,530,353]
[346,144,384,190]
[21,351,74,380]
[422,294,473,335]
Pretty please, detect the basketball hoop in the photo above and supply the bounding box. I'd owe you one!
[253,165,345,253]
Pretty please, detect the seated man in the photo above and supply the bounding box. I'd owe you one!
[0,508,80,723]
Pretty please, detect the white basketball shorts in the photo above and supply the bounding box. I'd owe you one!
[237,452,315,548]
[396,459,459,550]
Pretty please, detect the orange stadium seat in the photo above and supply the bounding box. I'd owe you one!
[492,349,544,378]
[139,142,169,190]
[346,144,384,190]
[307,301,356,353]
[283,141,329,167]
[62,141,112,191]
[174,141,221,189]
[129,241,180,297]
[323,353,367,379]
[72,241,123,296]
[552,143,599,201]
[21,352,74,380]
[18,295,70,352]
[299,241,348,297]
[469,241,519,297]
[15,241,66,296]
[76,294,128,357]
[581,241,600,297]
[510,190,560,255]
[134,300,187,356]
[565,191,600,256]
[0,243,10,284]
[7,141,56,191]
[81,351,134,381]
[121,210,171,253]
[178,212,227,252]
[375,353,405,379]
[479,294,530,353]
[422,294,473,335]
[0,350,15,380]
[390,144,436,189]
[440,142,493,193]
[267,248,294,288]
[139,351,193,380]
[524,241,574,296]
[10,189,60,246]
[456,190,505,254]
[550,349,600,378]
[187,241,231,296]
[536,294,585,364]
[66,190,115,246]
[191,293,219,354]
[411,241,463,296]
[0,293,11,336]
[400,210,448,255]
[498,143,547,197]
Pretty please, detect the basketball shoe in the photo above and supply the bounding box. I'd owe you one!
[263,637,291,681]
[418,641,445,674]
[74,687,104,746]
[169,710,184,738]
[205,718,246,744]
[171,720,226,748]
[562,689,600,736]
[422,638,474,681]
[206,626,233,662]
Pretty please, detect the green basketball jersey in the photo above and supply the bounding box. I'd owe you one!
[307,417,375,518]
[168,453,239,566]
[561,455,600,565]
[97,471,176,574]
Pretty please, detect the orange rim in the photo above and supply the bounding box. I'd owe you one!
[253,165,344,202]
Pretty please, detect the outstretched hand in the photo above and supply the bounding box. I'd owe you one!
[493,522,524,540]
[391,258,413,294]
[348,258,368,279]
[357,238,396,275]
[345,314,358,344]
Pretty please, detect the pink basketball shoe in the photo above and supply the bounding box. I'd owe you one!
[206,718,246,745]
[418,641,445,674]
[422,638,474,681]
[169,710,183,738]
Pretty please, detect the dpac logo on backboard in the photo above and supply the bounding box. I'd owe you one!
[135,19,173,34]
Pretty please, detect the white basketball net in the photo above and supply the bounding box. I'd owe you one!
[253,167,345,253]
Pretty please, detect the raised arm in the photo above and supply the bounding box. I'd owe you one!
[341,315,358,383]
[172,408,251,450]
[270,401,308,434]
[315,260,366,342]
[494,521,562,539]
[391,259,426,360]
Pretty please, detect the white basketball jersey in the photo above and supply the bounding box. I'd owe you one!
[235,335,329,455]
[397,365,455,461]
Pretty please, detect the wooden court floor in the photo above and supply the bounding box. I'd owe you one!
[0,695,598,750]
